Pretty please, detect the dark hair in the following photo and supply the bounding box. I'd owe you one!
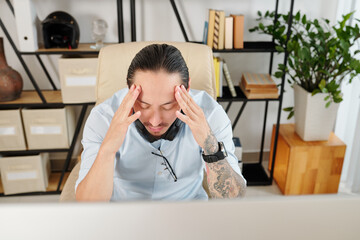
[126,44,189,88]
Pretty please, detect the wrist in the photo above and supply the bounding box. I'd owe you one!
[99,144,117,159]
[203,142,219,155]
[202,141,228,163]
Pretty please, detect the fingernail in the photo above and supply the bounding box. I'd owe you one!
[181,85,186,90]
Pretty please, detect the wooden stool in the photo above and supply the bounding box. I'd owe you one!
[269,124,346,195]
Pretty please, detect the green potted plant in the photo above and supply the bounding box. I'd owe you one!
[250,11,360,141]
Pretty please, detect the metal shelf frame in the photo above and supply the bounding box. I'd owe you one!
[165,0,295,185]
[0,0,125,196]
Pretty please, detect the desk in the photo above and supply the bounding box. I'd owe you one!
[269,124,346,195]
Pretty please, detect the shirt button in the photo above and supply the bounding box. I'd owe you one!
[157,171,162,175]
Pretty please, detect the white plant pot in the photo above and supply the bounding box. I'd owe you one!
[293,84,339,141]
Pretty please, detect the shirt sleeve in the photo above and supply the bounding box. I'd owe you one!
[75,107,111,193]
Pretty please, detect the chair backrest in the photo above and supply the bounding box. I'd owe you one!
[60,41,215,201]
[96,41,216,104]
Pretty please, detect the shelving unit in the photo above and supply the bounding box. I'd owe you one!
[0,0,125,196]
[0,0,294,196]
[165,0,295,185]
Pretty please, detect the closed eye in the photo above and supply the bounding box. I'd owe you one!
[139,103,150,109]
[162,103,177,111]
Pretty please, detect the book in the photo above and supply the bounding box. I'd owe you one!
[213,57,220,97]
[231,14,244,49]
[203,21,208,44]
[213,11,220,49]
[223,61,237,97]
[207,9,216,48]
[218,11,225,50]
[239,82,279,99]
[241,72,277,89]
[239,80,278,94]
[219,58,223,97]
[224,16,233,49]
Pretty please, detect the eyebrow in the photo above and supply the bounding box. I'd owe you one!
[138,99,176,106]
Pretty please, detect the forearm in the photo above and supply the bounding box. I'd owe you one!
[206,159,246,198]
[75,147,115,202]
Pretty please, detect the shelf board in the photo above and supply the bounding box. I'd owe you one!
[0,172,70,196]
[215,41,276,53]
[0,90,95,108]
[217,86,280,102]
[20,43,116,55]
[0,149,70,155]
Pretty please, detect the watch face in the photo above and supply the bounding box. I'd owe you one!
[220,142,228,157]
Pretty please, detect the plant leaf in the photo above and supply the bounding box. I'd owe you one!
[287,111,295,119]
[275,46,285,52]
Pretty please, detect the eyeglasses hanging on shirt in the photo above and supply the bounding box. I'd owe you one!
[151,148,177,182]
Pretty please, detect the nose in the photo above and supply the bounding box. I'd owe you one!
[149,111,162,127]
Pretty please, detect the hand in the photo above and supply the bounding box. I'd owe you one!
[101,84,142,155]
[175,85,218,154]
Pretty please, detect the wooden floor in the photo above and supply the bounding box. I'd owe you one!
[0,172,70,195]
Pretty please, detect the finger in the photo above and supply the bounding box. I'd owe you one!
[176,110,190,125]
[175,88,196,119]
[127,111,141,124]
[176,85,199,113]
[124,84,142,111]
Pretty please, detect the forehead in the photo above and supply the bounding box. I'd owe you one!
[133,70,182,103]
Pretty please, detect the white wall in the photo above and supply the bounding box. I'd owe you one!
[0,0,340,152]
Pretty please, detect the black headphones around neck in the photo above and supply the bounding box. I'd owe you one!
[133,110,185,143]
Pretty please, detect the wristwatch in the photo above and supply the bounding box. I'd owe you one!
[202,141,228,163]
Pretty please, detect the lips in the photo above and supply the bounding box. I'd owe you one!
[148,126,163,133]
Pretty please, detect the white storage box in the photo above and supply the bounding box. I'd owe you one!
[21,107,75,149]
[0,110,27,151]
[0,153,50,195]
[58,55,98,103]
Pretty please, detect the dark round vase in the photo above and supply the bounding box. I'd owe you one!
[0,37,23,102]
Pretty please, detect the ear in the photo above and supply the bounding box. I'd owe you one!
[187,78,191,92]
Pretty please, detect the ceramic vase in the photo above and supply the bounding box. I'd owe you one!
[0,37,23,102]
[293,84,339,141]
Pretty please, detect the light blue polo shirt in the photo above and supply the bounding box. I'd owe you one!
[75,89,244,201]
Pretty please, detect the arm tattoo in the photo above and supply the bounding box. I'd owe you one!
[203,130,246,198]
[203,125,219,155]
[206,159,246,198]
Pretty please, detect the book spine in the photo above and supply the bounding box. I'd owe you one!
[218,11,225,50]
[219,58,223,97]
[231,14,244,49]
[203,21,208,45]
[215,58,220,97]
[207,9,215,49]
[213,11,220,50]
[223,62,237,97]
[224,16,233,49]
